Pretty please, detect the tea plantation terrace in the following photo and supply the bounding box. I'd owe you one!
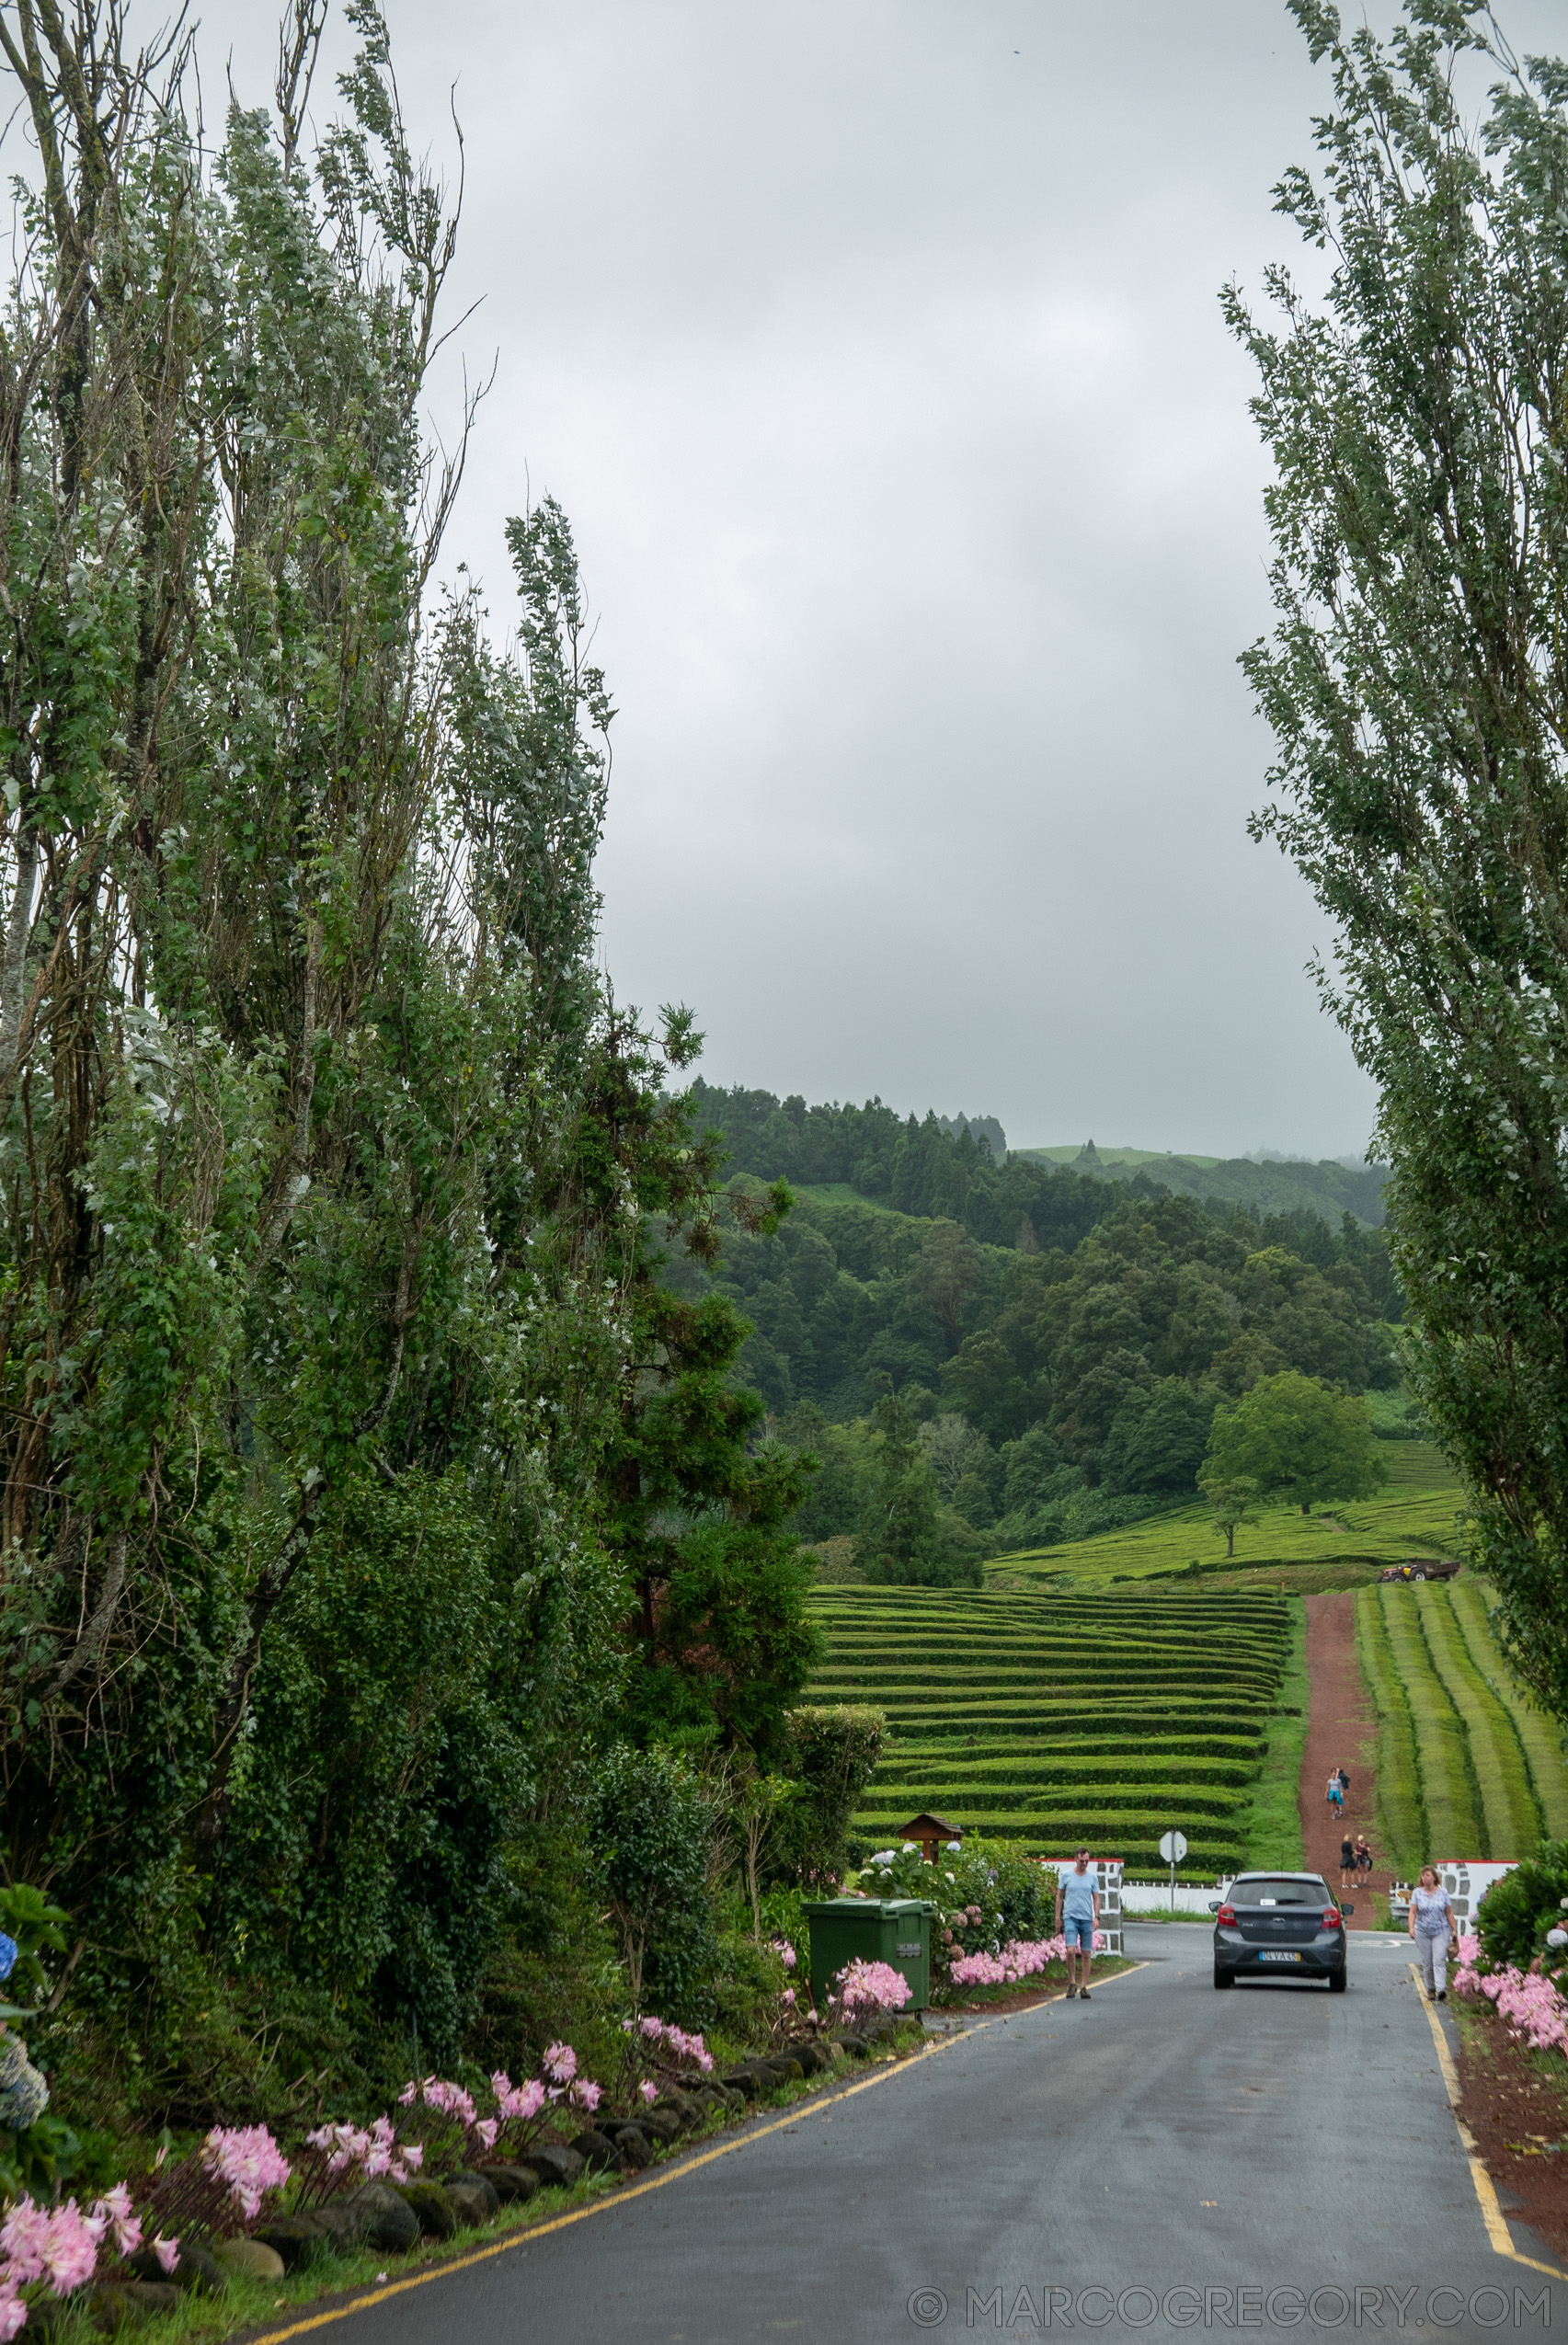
[806,1586,1289,1876]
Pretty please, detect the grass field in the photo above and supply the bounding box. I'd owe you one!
[985,1442,1464,1597]
[805,1584,1290,1877]
[1353,1579,1568,1876]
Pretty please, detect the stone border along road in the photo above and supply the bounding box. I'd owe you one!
[235,1925,1562,2345]
[1300,1590,1391,1924]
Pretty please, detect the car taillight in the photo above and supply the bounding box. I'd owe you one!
[1323,1905,1342,1928]
[1217,1904,1236,1926]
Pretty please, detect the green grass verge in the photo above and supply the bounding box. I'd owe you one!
[1355,1587,1426,1879]
[1234,1596,1309,1871]
[1413,1585,1539,1858]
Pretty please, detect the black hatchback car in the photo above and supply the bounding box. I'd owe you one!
[1210,1871,1348,1990]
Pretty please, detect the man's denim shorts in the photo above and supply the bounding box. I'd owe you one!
[1063,1915,1094,1951]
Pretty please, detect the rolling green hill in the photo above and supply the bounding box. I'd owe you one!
[983,1440,1463,1597]
[1015,1145,1389,1228]
[806,1584,1291,1876]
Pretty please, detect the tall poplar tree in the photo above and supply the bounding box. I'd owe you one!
[1232,2,1568,1712]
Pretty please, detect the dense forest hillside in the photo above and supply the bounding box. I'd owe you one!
[670,1104,1402,1574]
[691,1080,1389,1230]
[1023,1142,1390,1227]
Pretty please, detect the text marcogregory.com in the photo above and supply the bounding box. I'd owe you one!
[905,2282,1553,2329]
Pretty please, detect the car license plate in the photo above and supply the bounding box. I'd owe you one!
[1258,1950,1302,1963]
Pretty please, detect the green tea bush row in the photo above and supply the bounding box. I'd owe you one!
[1354,1591,1426,1877]
[857,1781,1247,1821]
[882,1732,1265,1760]
[1415,1589,1539,1858]
[1449,1584,1568,1841]
[1377,1588,1482,1856]
[871,1755,1258,1790]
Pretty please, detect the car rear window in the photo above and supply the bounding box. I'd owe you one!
[1234,1878,1329,1906]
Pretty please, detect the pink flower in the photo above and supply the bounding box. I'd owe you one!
[475,2119,498,2151]
[89,2183,142,2262]
[0,2199,55,2284]
[572,2080,602,2113]
[543,2042,577,2085]
[493,2075,546,2125]
[0,2282,21,2344]
[771,1939,796,1969]
[782,1988,795,2008]
[152,2237,180,2276]
[833,1960,913,2019]
[202,2125,292,2223]
[52,2204,100,2282]
[638,2082,658,2105]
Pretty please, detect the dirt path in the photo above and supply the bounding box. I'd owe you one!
[1299,1589,1391,1928]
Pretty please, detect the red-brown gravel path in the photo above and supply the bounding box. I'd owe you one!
[1299,1589,1392,1927]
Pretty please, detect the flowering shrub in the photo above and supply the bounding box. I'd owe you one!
[201,2126,292,2225]
[1454,1941,1568,2053]
[830,1960,913,2021]
[397,2076,498,2164]
[624,2015,715,2081]
[771,1938,796,1970]
[485,2046,603,2156]
[304,2118,424,2188]
[0,2186,177,2339]
[945,1933,1104,1989]
[853,1836,1056,1983]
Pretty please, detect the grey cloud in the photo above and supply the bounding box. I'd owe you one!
[174,0,1568,1154]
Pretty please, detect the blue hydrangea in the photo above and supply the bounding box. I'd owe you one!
[0,1933,16,1983]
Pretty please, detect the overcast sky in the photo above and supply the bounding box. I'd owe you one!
[200,0,1563,1160]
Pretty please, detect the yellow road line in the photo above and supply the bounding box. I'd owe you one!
[1409,1962,1562,2281]
[239,2019,1001,2345]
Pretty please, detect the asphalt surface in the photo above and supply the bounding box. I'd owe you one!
[334,1926,1562,2345]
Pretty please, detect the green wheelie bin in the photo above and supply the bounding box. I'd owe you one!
[801,1896,936,2014]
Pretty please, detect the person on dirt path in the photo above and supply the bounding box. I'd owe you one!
[1328,1773,1344,1818]
[1056,1848,1100,2002]
[1409,1865,1459,2000]
[1337,1767,1351,1810]
[1355,1835,1374,1888]
[1340,1835,1355,1892]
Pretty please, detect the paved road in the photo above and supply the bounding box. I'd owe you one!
[337,1927,1561,2345]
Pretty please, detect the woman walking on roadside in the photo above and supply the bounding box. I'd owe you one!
[1328,1771,1344,1818]
[1355,1835,1374,1891]
[1339,1835,1355,1893]
[1408,1865,1459,2001]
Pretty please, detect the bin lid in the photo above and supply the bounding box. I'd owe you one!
[800,1897,937,1917]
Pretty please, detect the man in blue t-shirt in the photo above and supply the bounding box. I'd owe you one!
[1055,1847,1100,2001]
